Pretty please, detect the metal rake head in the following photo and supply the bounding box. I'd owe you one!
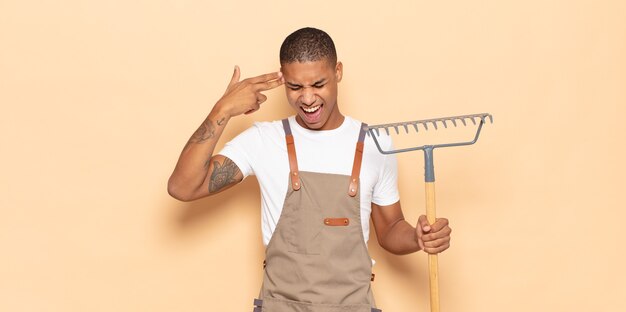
[366,113,493,154]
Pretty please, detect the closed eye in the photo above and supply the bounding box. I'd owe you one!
[286,82,302,91]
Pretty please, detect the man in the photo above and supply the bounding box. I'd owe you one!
[168,27,451,311]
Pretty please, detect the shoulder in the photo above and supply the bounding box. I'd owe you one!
[365,131,393,153]
[342,115,366,132]
[348,116,393,153]
[251,120,283,133]
[235,118,290,140]
[223,119,287,150]
[337,115,394,153]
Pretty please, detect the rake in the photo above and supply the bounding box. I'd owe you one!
[366,113,493,312]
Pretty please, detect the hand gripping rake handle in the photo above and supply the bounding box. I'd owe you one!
[366,113,493,312]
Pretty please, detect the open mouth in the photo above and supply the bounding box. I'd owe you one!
[301,104,323,123]
[302,105,321,113]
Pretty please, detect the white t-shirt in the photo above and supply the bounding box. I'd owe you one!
[219,116,399,246]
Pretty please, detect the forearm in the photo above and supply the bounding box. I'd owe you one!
[168,105,231,200]
[378,219,421,255]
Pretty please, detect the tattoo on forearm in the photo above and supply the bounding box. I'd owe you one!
[209,158,240,193]
[184,119,215,150]
[216,117,225,126]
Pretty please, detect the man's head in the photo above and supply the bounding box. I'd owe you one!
[280,27,337,66]
[280,27,344,131]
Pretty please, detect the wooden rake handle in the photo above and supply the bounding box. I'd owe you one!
[425,182,440,312]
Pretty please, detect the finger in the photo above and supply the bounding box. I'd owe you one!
[423,236,451,248]
[418,215,431,233]
[244,102,262,115]
[422,226,452,242]
[424,237,451,254]
[256,93,268,104]
[248,71,282,84]
[256,75,284,91]
[228,65,241,88]
[430,218,449,232]
[424,243,450,254]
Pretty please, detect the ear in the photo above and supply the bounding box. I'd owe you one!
[335,61,343,82]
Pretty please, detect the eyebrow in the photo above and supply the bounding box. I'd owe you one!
[286,78,327,88]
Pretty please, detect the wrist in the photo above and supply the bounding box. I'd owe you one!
[211,101,233,121]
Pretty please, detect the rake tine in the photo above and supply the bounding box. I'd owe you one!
[488,115,494,123]
[403,124,409,133]
[442,120,448,128]
[423,122,429,131]
[413,124,419,133]
[384,127,390,135]
[433,121,438,130]
[470,117,476,125]
[394,126,400,134]
[451,119,457,127]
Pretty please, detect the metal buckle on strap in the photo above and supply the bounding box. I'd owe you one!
[252,298,262,312]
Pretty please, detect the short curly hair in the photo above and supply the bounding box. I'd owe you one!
[279,27,337,66]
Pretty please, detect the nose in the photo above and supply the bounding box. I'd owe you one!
[300,87,316,105]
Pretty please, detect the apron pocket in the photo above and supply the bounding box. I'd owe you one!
[281,200,322,255]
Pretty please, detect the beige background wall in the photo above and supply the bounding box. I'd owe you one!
[1,0,625,311]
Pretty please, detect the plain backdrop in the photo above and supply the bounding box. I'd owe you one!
[1,1,625,311]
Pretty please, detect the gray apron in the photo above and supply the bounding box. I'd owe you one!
[253,119,381,312]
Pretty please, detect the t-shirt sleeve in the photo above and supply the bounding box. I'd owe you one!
[217,125,261,178]
[371,140,400,206]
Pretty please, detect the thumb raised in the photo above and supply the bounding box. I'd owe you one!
[228,65,241,87]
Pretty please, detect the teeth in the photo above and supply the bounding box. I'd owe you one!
[302,105,321,113]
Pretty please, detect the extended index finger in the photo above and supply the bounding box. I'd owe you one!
[256,76,284,91]
[248,71,282,84]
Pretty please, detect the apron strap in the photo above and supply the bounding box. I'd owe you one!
[282,119,301,191]
[282,118,366,195]
[348,123,367,197]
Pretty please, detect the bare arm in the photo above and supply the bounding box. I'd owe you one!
[371,201,451,255]
[167,66,284,201]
